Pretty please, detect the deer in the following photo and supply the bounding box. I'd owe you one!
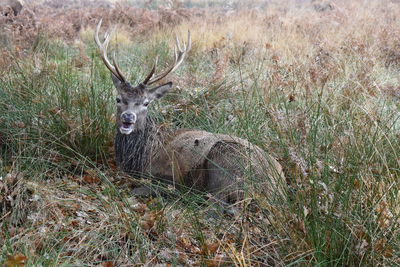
[94,20,286,210]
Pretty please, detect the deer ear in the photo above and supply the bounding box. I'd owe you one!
[148,82,173,100]
[111,73,123,90]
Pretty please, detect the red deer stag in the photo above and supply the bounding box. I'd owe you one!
[94,20,286,207]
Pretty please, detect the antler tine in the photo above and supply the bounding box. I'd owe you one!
[94,19,126,83]
[112,53,126,83]
[142,57,158,85]
[145,30,191,85]
[175,35,182,52]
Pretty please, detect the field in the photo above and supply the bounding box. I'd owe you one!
[0,0,399,266]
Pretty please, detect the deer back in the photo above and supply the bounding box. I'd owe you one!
[148,129,285,195]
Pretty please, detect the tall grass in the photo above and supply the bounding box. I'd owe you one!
[1,0,399,265]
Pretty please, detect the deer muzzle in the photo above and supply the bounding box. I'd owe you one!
[120,112,137,135]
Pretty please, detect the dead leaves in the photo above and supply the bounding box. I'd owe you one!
[101,261,116,267]
[82,169,101,184]
[139,210,162,232]
[201,240,220,256]
[131,202,148,213]
[5,254,27,267]
[67,168,103,185]
[376,200,394,229]
[373,238,394,258]
[176,234,198,253]
[167,234,230,266]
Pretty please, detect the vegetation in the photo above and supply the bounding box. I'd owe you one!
[1,0,399,265]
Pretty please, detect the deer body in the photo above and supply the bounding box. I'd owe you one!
[95,20,286,204]
[115,118,285,203]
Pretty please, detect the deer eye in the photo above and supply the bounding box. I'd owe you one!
[143,101,149,107]
[116,98,121,103]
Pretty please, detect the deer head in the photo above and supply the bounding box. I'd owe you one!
[94,19,191,135]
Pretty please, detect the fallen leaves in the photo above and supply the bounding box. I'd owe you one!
[201,240,220,256]
[101,261,116,267]
[5,254,27,267]
[139,211,159,231]
[131,202,148,213]
[374,238,394,258]
[82,169,101,184]
[376,200,394,229]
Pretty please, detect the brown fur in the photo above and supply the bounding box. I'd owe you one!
[115,118,286,204]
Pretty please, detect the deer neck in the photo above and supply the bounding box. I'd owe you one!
[115,117,158,175]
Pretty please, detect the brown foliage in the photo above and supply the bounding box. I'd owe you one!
[5,254,27,267]
[0,1,200,51]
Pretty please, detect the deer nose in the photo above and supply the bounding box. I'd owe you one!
[121,112,136,123]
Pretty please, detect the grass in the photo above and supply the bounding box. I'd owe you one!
[1,0,399,266]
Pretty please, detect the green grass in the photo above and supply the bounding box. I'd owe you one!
[1,4,400,265]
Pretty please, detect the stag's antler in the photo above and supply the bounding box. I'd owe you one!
[142,31,191,85]
[95,19,191,86]
[94,19,127,83]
